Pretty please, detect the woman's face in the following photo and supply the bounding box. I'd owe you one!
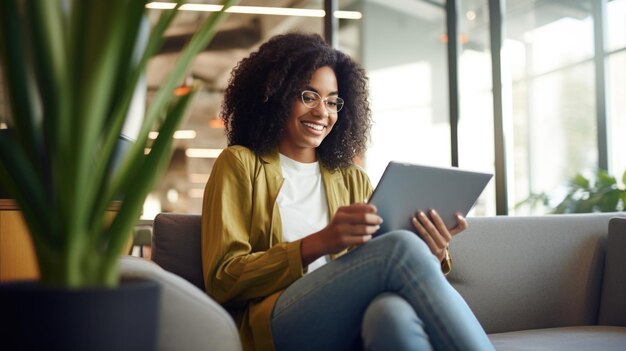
[278,66,339,163]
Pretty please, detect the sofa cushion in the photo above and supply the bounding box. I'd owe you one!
[448,213,623,333]
[151,213,204,290]
[489,325,626,351]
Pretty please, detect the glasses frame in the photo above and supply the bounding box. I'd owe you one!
[300,90,344,113]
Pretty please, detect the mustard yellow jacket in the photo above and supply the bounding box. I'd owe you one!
[201,145,373,350]
[201,145,452,350]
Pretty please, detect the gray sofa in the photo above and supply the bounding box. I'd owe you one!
[448,213,626,350]
[120,212,626,350]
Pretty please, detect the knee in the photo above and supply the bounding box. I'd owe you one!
[363,293,415,331]
[362,293,426,350]
[376,230,434,262]
[369,230,441,275]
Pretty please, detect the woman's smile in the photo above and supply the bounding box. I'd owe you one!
[301,121,326,134]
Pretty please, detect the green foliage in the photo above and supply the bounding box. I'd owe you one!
[0,0,236,287]
[518,169,626,214]
[551,169,626,214]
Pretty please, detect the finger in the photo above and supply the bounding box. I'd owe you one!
[412,216,440,250]
[428,210,452,242]
[412,217,447,260]
[417,211,448,249]
[349,234,372,245]
[338,203,378,214]
[449,213,468,236]
[347,223,381,236]
[337,211,383,225]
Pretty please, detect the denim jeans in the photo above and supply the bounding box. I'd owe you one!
[270,230,494,351]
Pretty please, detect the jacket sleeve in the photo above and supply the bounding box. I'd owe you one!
[201,149,304,306]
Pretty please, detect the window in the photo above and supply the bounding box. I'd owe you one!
[503,0,597,213]
[361,1,450,186]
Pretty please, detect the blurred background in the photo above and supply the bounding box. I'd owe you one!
[1,0,624,219]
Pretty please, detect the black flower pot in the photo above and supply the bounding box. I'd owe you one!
[0,278,161,351]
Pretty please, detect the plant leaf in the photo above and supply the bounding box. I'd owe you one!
[108,0,237,202]
[572,173,590,189]
[596,169,616,189]
[0,130,54,246]
[597,189,621,212]
[0,0,43,163]
[100,91,196,285]
[87,2,184,231]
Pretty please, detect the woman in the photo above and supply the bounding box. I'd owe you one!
[201,32,494,351]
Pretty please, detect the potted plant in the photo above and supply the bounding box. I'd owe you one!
[517,169,626,214]
[0,0,235,349]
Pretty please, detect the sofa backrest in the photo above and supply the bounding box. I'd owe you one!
[448,213,623,334]
[151,213,204,291]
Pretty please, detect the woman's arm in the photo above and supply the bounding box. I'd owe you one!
[202,148,305,305]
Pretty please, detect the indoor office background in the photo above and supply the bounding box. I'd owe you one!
[2,0,623,219]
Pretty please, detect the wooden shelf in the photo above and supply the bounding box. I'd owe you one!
[0,199,130,282]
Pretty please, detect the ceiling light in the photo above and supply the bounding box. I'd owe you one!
[146,2,362,19]
[149,130,197,140]
[208,119,225,129]
[335,11,362,20]
[185,148,223,158]
[174,130,197,139]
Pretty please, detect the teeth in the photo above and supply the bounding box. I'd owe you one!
[302,122,324,131]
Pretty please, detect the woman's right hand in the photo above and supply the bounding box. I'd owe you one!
[301,203,382,266]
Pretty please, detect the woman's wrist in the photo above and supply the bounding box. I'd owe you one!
[300,232,325,266]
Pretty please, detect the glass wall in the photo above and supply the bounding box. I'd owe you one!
[360,0,450,186]
[506,0,597,213]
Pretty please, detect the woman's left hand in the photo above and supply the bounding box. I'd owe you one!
[411,210,467,262]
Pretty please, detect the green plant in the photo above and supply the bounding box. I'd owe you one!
[0,0,236,287]
[517,169,626,214]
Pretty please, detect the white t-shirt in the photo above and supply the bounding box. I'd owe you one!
[277,154,329,272]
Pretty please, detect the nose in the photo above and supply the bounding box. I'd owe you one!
[312,100,329,117]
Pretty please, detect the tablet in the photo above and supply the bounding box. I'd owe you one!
[368,161,493,235]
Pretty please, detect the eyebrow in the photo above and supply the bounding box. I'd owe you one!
[305,86,338,96]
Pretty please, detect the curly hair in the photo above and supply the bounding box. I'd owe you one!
[220,32,371,170]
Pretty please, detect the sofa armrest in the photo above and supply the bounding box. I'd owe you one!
[119,256,242,351]
[599,217,626,326]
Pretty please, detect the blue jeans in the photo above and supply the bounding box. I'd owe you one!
[270,230,494,351]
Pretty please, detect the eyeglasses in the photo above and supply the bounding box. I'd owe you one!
[300,90,345,113]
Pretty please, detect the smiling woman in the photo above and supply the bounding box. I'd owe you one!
[200,32,494,351]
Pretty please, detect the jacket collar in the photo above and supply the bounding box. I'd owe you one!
[259,148,283,204]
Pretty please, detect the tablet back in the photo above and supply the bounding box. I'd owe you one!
[368,161,492,234]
